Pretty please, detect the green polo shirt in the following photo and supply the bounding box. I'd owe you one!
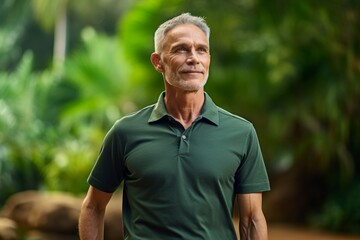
[88,92,270,240]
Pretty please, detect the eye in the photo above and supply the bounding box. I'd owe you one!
[174,46,188,53]
[197,47,208,53]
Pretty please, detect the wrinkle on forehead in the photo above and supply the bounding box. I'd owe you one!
[162,24,209,51]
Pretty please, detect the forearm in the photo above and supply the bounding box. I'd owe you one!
[239,215,268,240]
[79,203,106,240]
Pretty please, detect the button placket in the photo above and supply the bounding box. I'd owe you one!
[179,134,189,155]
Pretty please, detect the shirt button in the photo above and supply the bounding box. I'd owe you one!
[181,135,187,140]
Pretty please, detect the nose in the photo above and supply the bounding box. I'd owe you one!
[186,49,200,65]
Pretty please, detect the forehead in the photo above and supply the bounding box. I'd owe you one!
[164,24,209,47]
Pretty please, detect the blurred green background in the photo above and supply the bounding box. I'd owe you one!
[1,0,359,234]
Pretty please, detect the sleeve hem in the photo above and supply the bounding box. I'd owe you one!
[87,176,118,193]
[235,182,271,194]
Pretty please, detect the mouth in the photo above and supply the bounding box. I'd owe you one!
[180,70,203,74]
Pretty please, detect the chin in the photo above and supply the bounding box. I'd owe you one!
[165,75,208,91]
[177,80,207,91]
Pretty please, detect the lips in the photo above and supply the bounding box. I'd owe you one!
[180,70,203,74]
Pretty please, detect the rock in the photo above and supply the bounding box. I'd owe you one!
[0,191,82,233]
[0,190,124,240]
[0,218,18,240]
[0,191,39,229]
[26,230,79,240]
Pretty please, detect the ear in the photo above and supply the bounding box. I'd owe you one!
[150,53,164,73]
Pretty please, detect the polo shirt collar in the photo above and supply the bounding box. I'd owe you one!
[148,91,219,126]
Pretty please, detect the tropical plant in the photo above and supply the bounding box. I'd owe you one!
[0,52,59,203]
[0,1,32,69]
[44,28,134,193]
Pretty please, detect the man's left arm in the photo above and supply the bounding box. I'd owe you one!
[236,192,268,240]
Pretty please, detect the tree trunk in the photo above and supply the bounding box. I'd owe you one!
[53,0,67,67]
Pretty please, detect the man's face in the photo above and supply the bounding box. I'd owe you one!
[156,24,211,92]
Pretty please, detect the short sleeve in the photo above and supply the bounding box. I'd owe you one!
[87,122,124,193]
[234,125,270,194]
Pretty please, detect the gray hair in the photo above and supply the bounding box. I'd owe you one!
[154,13,210,53]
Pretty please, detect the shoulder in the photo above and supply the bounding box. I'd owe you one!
[216,106,254,130]
[112,104,155,131]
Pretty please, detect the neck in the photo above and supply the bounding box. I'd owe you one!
[164,89,205,129]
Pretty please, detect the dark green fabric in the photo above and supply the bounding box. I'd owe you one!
[88,92,270,240]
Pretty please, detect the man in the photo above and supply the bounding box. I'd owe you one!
[79,13,270,240]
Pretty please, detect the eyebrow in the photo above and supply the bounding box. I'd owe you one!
[171,43,188,49]
[171,42,209,51]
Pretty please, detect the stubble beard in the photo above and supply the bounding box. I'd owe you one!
[166,72,209,92]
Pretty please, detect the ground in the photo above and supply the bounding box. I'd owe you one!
[269,224,360,240]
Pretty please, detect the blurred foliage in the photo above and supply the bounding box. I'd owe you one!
[0,0,32,69]
[31,0,67,32]
[0,0,359,233]
[61,27,133,129]
[0,52,59,201]
[310,178,360,233]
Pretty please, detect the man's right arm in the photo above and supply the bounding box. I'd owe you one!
[79,186,113,240]
[236,193,268,240]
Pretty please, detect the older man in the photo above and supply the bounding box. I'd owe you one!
[79,13,270,240]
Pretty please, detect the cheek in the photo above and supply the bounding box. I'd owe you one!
[164,63,178,72]
[200,56,210,67]
[204,60,210,68]
[168,59,183,71]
